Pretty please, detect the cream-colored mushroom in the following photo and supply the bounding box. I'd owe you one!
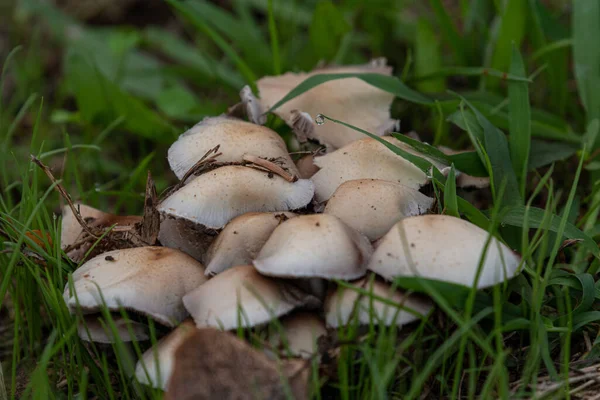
[61,204,141,262]
[324,179,434,241]
[134,320,197,390]
[252,59,397,150]
[311,137,445,202]
[183,265,299,330]
[64,247,208,327]
[253,214,372,280]
[167,116,297,180]
[268,312,326,359]
[158,166,314,229]
[368,215,521,288]
[77,315,149,343]
[324,277,433,328]
[204,212,296,276]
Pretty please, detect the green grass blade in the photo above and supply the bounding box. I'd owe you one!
[415,19,445,93]
[489,0,527,81]
[428,0,465,64]
[267,0,281,75]
[444,165,459,217]
[573,0,600,126]
[411,66,532,83]
[508,45,531,198]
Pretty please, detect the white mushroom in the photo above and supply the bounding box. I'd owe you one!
[134,320,197,390]
[253,214,372,280]
[254,59,396,150]
[324,277,433,328]
[311,137,445,202]
[204,212,296,276]
[324,179,434,241]
[158,166,314,229]
[167,116,297,180]
[77,315,149,343]
[268,312,326,359]
[64,247,208,327]
[368,215,521,288]
[183,265,299,330]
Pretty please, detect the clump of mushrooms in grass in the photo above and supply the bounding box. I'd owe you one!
[54,59,523,397]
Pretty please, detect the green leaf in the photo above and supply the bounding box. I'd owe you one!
[444,165,459,218]
[66,52,173,142]
[452,97,522,206]
[490,0,527,78]
[573,0,600,126]
[415,19,444,93]
[500,206,600,258]
[309,1,350,62]
[156,86,199,119]
[268,73,433,113]
[583,119,600,155]
[528,140,578,170]
[428,0,465,64]
[411,66,532,83]
[508,45,531,197]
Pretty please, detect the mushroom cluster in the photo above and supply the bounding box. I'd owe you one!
[61,59,522,396]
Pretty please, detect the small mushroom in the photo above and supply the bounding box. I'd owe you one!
[134,320,197,390]
[253,59,396,151]
[167,116,297,180]
[368,215,521,288]
[165,328,309,400]
[158,166,314,229]
[253,214,372,280]
[183,265,300,330]
[295,154,320,179]
[438,146,490,189]
[204,212,296,276]
[64,247,208,327]
[78,315,149,343]
[324,277,433,328]
[61,203,141,262]
[324,179,434,241]
[311,137,445,202]
[268,312,327,359]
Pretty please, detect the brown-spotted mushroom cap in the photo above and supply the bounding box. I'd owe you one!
[368,215,521,288]
[268,312,326,359]
[311,137,446,202]
[167,116,298,180]
[64,247,208,327]
[324,179,434,241]
[253,214,372,280]
[165,328,309,400]
[254,59,396,151]
[158,166,314,229]
[135,320,197,390]
[324,277,433,328]
[78,315,149,343]
[183,265,298,330]
[204,212,296,276]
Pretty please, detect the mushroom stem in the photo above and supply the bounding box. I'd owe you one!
[242,154,298,182]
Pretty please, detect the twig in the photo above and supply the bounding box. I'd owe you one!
[30,155,98,239]
[242,154,298,182]
[172,145,222,193]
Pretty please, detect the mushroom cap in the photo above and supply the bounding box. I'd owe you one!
[324,179,434,241]
[77,315,149,343]
[64,247,208,327]
[165,328,309,400]
[368,215,521,288]
[158,216,217,262]
[295,154,320,179]
[311,137,445,202]
[167,116,298,180]
[204,212,296,276]
[183,265,298,330]
[256,60,395,150]
[268,312,326,359]
[135,320,197,390]
[324,277,433,328]
[253,214,372,280]
[158,166,314,229]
